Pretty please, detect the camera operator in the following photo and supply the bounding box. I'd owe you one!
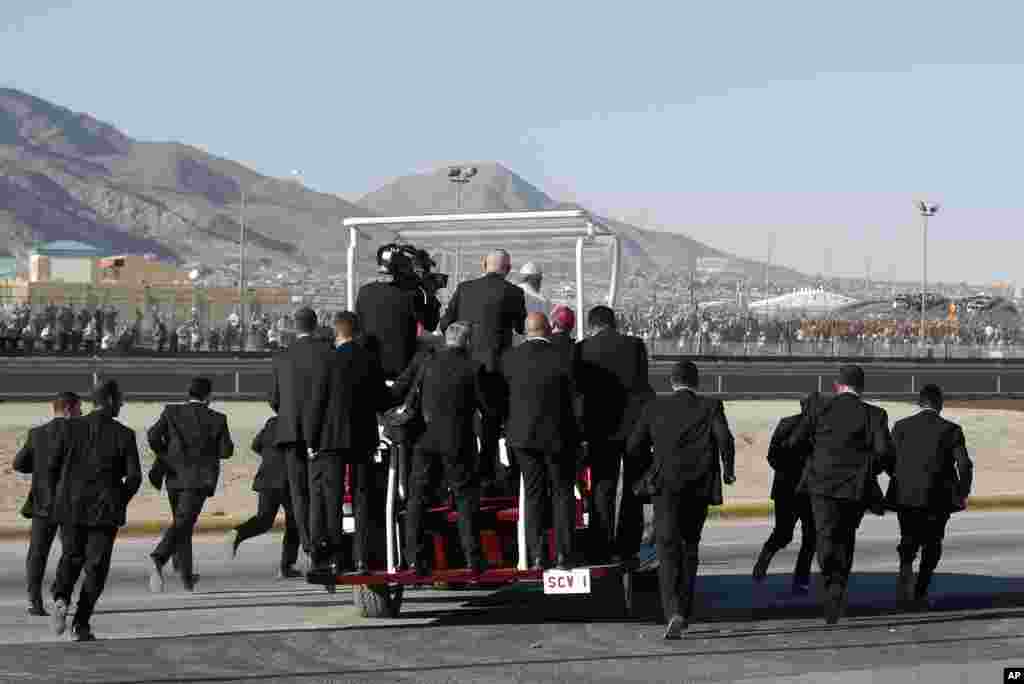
[356,244,443,381]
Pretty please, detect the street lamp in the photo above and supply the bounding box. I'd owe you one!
[237,181,247,351]
[916,200,940,349]
[448,166,477,284]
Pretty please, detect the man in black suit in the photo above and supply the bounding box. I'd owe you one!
[404,320,492,576]
[313,312,390,573]
[885,384,973,608]
[14,391,82,616]
[271,307,335,567]
[787,365,891,624]
[147,377,234,592]
[575,305,655,563]
[500,313,579,570]
[441,249,527,491]
[356,246,441,380]
[227,400,301,579]
[50,380,141,641]
[753,392,818,594]
[627,360,736,640]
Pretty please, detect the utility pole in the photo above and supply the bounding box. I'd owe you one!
[448,166,478,285]
[916,201,940,348]
[238,184,247,351]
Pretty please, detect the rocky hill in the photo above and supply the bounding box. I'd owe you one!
[0,88,804,293]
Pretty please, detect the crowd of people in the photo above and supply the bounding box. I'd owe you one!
[12,247,976,643]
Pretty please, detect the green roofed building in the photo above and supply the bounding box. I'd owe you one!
[30,240,104,283]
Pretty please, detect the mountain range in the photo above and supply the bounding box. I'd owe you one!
[0,87,804,288]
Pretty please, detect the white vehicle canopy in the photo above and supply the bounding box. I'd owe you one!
[342,210,622,340]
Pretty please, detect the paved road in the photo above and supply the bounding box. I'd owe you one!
[1,512,1023,682]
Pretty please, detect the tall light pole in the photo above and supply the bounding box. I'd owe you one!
[448,166,477,284]
[916,200,940,348]
[237,181,247,350]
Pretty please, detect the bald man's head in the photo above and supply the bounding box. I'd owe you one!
[483,249,511,275]
[525,312,550,338]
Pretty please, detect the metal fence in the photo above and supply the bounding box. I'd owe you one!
[643,338,1024,360]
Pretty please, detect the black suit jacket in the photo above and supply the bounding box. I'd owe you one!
[500,339,579,456]
[318,341,391,459]
[417,348,491,462]
[627,390,736,504]
[251,416,288,491]
[356,280,438,380]
[52,410,142,528]
[14,418,72,519]
[147,402,233,494]
[575,329,655,442]
[789,393,891,502]
[440,272,526,372]
[885,410,973,512]
[271,335,335,447]
[767,413,813,500]
[549,331,576,375]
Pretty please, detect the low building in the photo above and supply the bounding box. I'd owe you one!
[29,240,105,283]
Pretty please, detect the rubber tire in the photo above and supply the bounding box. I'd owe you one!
[354,584,404,618]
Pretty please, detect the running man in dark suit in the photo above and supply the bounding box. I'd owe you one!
[788,365,891,624]
[885,383,973,608]
[753,392,818,594]
[227,402,301,579]
[50,380,142,641]
[500,312,579,570]
[271,307,335,567]
[14,391,82,616]
[147,377,234,592]
[627,360,735,640]
[575,305,655,563]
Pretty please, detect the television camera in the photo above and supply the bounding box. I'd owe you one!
[376,243,449,297]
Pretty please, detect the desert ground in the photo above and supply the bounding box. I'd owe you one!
[2,399,1021,528]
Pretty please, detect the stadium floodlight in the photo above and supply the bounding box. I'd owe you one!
[447,166,480,283]
[915,200,940,349]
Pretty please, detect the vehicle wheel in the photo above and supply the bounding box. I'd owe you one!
[354,584,404,618]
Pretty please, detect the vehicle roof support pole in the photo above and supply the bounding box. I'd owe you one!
[346,226,358,312]
[608,235,621,308]
[575,237,585,341]
[517,474,528,571]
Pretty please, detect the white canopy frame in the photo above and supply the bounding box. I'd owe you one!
[341,210,622,574]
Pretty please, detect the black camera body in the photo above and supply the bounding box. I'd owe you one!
[376,243,449,296]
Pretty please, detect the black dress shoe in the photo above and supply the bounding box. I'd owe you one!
[753,548,774,583]
[345,561,368,575]
[26,600,48,617]
[529,557,546,571]
[468,559,488,578]
[555,554,574,571]
[276,566,302,580]
[71,624,96,642]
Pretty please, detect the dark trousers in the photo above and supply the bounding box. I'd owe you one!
[761,492,816,584]
[52,525,117,629]
[811,495,865,590]
[309,451,347,563]
[405,445,482,568]
[26,516,59,598]
[151,488,207,580]
[588,440,643,561]
[349,460,378,566]
[234,488,300,571]
[515,447,575,564]
[897,508,951,598]
[285,444,313,554]
[654,491,709,622]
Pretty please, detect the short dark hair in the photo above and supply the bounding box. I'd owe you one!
[838,364,865,392]
[333,311,358,337]
[670,360,699,388]
[92,379,122,409]
[53,391,80,414]
[294,307,318,333]
[587,305,617,330]
[188,377,213,401]
[919,383,943,410]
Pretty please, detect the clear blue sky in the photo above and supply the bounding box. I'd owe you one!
[3,1,1023,284]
